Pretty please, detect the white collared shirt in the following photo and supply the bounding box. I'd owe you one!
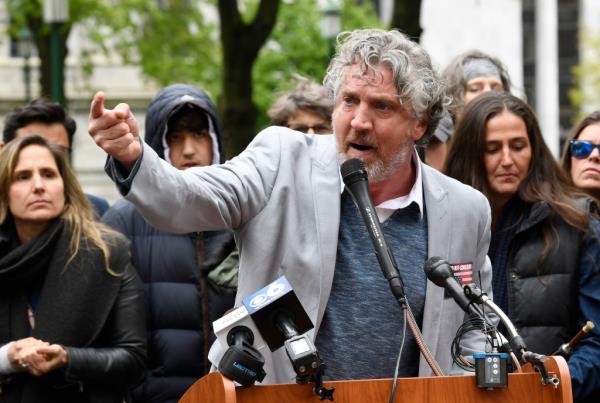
[340,147,424,222]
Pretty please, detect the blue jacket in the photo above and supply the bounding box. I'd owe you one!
[102,84,235,403]
[569,218,600,403]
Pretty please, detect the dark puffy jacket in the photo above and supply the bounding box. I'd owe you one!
[102,84,235,403]
[506,201,581,354]
[503,200,600,402]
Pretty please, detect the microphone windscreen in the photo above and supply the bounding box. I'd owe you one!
[340,158,367,186]
[422,256,452,287]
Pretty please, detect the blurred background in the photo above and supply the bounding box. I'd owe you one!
[0,0,599,203]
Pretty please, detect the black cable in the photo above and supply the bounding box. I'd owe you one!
[388,308,408,403]
[451,314,496,371]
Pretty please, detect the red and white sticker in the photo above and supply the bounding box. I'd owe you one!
[450,262,474,286]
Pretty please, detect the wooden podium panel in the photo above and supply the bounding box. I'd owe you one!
[180,356,572,403]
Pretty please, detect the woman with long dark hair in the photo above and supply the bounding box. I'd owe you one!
[445,91,600,402]
[0,135,146,402]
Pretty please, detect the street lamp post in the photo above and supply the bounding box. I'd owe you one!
[320,0,341,59]
[17,26,33,103]
[43,0,69,106]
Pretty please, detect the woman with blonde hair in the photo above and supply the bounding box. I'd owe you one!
[0,135,146,402]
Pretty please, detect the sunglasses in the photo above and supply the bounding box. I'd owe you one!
[570,140,600,159]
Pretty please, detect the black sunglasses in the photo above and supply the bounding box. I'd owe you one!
[569,140,600,159]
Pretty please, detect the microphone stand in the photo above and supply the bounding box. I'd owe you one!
[274,312,334,401]
[341,158,443,376]
[463,284,559,387]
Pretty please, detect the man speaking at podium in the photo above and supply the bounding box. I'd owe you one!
[88,28,493,384]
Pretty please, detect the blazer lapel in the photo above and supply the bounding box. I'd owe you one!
[311,136,341,332]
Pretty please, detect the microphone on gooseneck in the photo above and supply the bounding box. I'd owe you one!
[422,256,485,317]
[423,256,527,356]
[340,158,406,304]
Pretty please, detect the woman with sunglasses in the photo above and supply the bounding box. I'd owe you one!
[445,92,600,403]
[560,111,600,202]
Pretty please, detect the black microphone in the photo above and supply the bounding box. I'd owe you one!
[217,326,266,386]
[213,276,315,386]
[241,276,334,399]
[423,256,485,317]
[213,299,269,386]
[340,158,406,303]
[241,276,313,352]
[423,257,527,355]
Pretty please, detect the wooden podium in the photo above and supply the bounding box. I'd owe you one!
[179,356,572,403]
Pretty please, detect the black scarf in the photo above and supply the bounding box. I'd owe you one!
[0,219,63,342]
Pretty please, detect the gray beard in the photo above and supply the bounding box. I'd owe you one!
[336,144,412,183]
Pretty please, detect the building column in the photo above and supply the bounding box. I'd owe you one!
[535,0,559,157]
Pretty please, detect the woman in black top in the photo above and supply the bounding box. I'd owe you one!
[445,92,600,403]
[0,135,146,402]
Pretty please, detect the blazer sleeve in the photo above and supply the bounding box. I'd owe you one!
[120,127,285,234]
[62,263,147,386]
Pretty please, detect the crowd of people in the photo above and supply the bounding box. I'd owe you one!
[0,27,599,403]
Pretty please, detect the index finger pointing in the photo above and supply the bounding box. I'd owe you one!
[90,91,105,119]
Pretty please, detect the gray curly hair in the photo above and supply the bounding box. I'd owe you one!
[323,28,447,144]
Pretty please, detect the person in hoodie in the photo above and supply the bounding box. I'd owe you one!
[101,84,237,403]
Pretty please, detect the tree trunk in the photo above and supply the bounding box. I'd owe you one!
[27,15,70,105]
[218,0,280,157]
[390,0,422,42]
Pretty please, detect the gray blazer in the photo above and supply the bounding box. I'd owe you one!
[117,126,493,383]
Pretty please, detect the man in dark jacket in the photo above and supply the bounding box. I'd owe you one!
[101,84,237,403]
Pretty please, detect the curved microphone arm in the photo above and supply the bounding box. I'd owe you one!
[457,284,558,386]
[462,285,527,357]
[424,257,556,385]
[462,284,558,385]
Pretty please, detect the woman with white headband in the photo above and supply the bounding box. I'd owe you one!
[423,50,512,171]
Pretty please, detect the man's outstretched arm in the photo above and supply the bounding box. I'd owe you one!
[88,91,141,172]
